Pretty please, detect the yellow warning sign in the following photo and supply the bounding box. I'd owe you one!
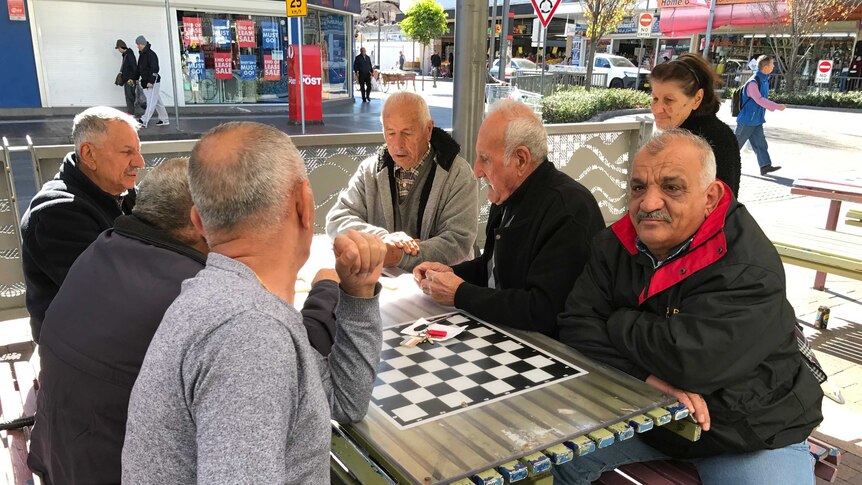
[286,0,306,17]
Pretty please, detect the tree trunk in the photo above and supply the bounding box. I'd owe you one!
[585,38,596,92]
[422,43,426,91]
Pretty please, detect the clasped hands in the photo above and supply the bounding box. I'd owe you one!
[412,262,463,306]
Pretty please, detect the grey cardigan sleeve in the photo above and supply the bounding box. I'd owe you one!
[398,156,479,270]
[320,286,383,423]
[325,158,390,238]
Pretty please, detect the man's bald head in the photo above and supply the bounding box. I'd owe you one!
[189,122,307,239]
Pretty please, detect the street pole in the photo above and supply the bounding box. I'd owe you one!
[540,23,547,96]
[377,1,382,69]
[702,0,716,59]
[498,0,511,83]
[490,0,498,60]
[453,0,486,165]
[299,18,306,134]
[164,0,180,130]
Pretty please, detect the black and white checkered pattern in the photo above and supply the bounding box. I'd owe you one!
[371,312,587,429]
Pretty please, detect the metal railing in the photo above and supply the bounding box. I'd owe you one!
[509,72,609,96]
[719,71,862,93]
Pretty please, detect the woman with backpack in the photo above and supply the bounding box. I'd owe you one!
[648,53,741,196]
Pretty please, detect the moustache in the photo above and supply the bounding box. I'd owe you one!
[637,209,672,223]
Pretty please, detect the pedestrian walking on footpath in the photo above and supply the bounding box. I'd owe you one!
[354,47,373,103]
[735,55,786,176]
[115,40,139,116]
[430,51,441,87]
[136,35,169,128]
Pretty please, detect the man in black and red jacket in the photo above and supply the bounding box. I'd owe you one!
[555,129,823,484]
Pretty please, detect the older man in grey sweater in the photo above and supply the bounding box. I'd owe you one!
[326,91,478,271]
[122,122,386,483]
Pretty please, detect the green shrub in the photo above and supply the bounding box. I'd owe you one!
[542,87,651,124]
[723,88,862,109]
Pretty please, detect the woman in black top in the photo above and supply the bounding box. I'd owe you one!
[649,53,741,196]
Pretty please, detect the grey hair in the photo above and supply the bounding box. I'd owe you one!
[132,158,196,244]
[640,129,716,188]
[72,106,140,156]
[381,91,431,128]
[757,55,773,70]
[188,122,308,236]
[488,99,548,164]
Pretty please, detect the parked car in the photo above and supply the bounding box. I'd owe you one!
[489,58,542,78]
[592,54,650,89]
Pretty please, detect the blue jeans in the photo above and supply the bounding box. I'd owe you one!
[735,123,773,169]
[552,436,814,485]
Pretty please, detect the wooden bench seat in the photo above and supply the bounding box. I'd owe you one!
[846,209,862,228]
[763,224,862,282]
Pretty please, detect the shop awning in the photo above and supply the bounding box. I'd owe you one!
[659,2,789,36]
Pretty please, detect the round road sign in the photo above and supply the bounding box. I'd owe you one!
[640,13,653,26]
[818,60,832,73]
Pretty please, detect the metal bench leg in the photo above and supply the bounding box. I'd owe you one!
[814,200,842,290]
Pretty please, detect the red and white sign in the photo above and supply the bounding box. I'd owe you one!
[530,0,562,28]
[263,55,281,80]
[287,45,323,123]
[815,59,833,84]
[7,0,26,21]
[214,53,233,80]
[182,17,203,46]
[637,13,654,37]
[236,20,256,48]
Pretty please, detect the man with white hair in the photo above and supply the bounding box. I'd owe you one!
[122,122,386,483]
[326,91,478,271]
[21,105,143,342]
[555,130,823,483]
[414,99,603,336]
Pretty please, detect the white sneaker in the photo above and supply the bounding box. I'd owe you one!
[156,120,170,126]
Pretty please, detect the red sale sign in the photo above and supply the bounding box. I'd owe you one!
[7,0,25,21]
[236,20,256,48]
[264,55,281,80]
[214,53,233,80]
[182,17,203,47]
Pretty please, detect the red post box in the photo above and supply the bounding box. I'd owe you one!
[287,45,323,125]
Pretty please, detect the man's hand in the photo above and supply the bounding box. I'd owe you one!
[333,230,386,298]
[312,268,340,285]
[146,83,153,88]
[413,262,453,285]
[646,375,711,431]
[418,268,462,307]
[777,104,787,111]
[383,244,402,267]
[382,232,420,256]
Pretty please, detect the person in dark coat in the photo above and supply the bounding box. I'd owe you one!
[27,159,342,485]
[414,100,604,337]
[135,35,169,127]
[115,39,139,115]
[354,47,374,102]
[21,106,143,343]
[430,51,442,87]
[649,53,741,197]
[555,130,823,484]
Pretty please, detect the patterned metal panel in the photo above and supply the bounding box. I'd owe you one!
[0,148,27,311]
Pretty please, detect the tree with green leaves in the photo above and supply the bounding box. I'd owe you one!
[400,0,450,89]
[581,0,638,90]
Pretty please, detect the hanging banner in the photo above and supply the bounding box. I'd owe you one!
[262,21,279,49]
[8,0,26,21]
[239,55,257,80]
[214,52,233,80]
[182,17,203,46]
[187,53,205,81]
[264,55,281,80]
[212,19,231,48]
[236,20,256,48]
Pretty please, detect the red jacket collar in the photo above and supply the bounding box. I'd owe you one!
[611,181,733,304]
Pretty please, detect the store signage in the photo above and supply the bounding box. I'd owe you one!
[565,22,587,36]
[815,59,833,84]
[271,49,284,61]
[236,20,256,48]
[239,55,257,80]
[286,0,307,17]
[262,21,279,49]
[616,17,637,34]
[182,17,203,46]
[212,19,231,48]
[187,53,205,81]
[263,54,281,80]
[659,0,707,7]
[638,13,654,37]
[8,0,26,21]
[214,52,232,80]
[531,0,562,28]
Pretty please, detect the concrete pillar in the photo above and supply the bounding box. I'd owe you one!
[452,0,487,165]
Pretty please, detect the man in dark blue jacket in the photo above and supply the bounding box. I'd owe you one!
[735,55,786,176]
[115,39,139,115]
[354,47,374,102]
[21,106,143,342]
[27,158,341,485]
[135,35,169,127]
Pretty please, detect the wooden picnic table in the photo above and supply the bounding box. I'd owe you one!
[790,178,862,290]
[297,237,694,485]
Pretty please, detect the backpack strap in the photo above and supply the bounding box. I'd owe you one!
[740,76,759,110]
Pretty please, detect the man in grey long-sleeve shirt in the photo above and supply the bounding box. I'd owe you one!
[326,91,478,271]
[122,122,386,483]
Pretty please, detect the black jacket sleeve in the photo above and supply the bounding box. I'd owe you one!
[710,125,741,197]
[300,279,339,356]
[28,204,107,288]
[121,51,139,82]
